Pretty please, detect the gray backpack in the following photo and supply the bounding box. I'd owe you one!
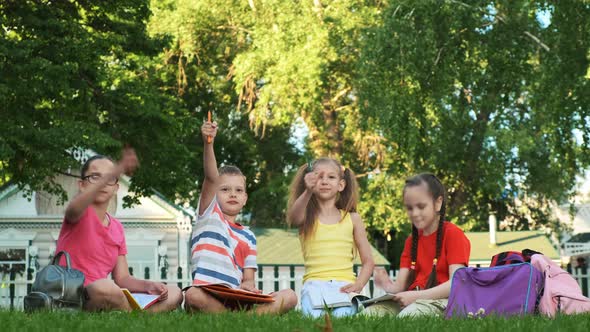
[24,251,85,312]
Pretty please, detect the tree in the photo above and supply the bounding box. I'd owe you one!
[4,0,589,240]
[159,0,386,225]
[148,0,304,225]
[0,0,195,204]
[357,0,590,234]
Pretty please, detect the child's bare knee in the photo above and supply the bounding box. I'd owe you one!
[85,279,127,310]
[275,289,298,310]
[185,287,208,308]
[167,285,183,306]
[282,289,298,309]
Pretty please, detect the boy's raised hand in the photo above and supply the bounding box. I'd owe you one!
[304,171,323,192]
[201,120,218,143]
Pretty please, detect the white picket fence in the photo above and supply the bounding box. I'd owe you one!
[2,267,589,310]
[0,267,396,310]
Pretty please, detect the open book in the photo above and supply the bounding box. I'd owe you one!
[359,293,395,306]
[310,290,370,309]
[200,284,275,305]
[121,289,162,310]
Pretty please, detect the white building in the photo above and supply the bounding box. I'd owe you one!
[554,172,590,265]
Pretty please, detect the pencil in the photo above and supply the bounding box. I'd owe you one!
[207,111,212,143]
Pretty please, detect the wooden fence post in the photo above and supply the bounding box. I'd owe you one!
[9,268,16,310]
[289,265,295,290]
[27,267,34,294]
[177,266,183,289]
[274,266,279,292]
[578,265,588,297]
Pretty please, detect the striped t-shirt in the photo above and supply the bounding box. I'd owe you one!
[190,197,257,289]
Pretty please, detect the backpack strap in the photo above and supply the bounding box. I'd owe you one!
[522,248,544,262]
[490,251,525,267]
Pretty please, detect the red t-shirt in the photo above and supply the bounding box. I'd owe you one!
[400,222,470,290]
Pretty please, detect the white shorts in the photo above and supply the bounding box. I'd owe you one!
[300,280,357,318]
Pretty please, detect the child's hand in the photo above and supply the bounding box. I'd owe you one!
[304,171,323,192]
[117,146,139,176]
[145,281,168,301]
[373,267,395,292]
[240,281,262,294]
[201,120,218,143]
[392,290,420,308]
[340,282,363,293]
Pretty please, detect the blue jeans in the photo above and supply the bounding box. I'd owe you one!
[300,280,357,318]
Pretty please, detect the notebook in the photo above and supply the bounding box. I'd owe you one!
[200,284,275,304]
[121,289,162,310]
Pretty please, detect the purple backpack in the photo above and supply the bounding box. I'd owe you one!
[446,263,544,318]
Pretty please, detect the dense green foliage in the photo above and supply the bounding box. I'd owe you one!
[2,1,590,255]
[358,1,590,237]
[0,0,196,207]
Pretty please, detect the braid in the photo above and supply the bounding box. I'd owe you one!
[405,225,419,290]
[425,177,446,289]
[425,218,444,289]
[436,204,446,260]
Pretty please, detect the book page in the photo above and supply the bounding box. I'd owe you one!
[121,289,160,310]
[131,293,160,309]
[321,289,352,308]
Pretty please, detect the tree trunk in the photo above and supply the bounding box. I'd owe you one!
[306,107,343,157]
[449,102,493,214]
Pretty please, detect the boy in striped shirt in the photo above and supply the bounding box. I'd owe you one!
[184,118,297,314]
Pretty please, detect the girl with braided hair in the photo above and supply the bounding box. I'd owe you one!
[366,173,470,317]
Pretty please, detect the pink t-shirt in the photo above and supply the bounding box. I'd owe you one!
[56,207,127,286]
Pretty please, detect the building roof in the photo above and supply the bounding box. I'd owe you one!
[566,232,590,243]
[467,231,560,264]
[253,228,390,266]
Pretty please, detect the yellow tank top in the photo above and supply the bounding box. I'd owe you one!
[301,211,356,283]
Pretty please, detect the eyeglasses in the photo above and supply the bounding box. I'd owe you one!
[82,173,119,186]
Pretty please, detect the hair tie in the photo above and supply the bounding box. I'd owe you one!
[410,261,416,270]
[433,258,438,265]
[341,165,346,173]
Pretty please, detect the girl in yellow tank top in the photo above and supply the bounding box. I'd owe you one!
[287,158,375,318]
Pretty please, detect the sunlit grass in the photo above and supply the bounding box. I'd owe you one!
[1,309,589,332]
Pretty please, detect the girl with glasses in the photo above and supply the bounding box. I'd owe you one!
[55,147,183,312]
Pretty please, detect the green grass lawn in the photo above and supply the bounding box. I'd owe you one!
[1,310,589,332]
